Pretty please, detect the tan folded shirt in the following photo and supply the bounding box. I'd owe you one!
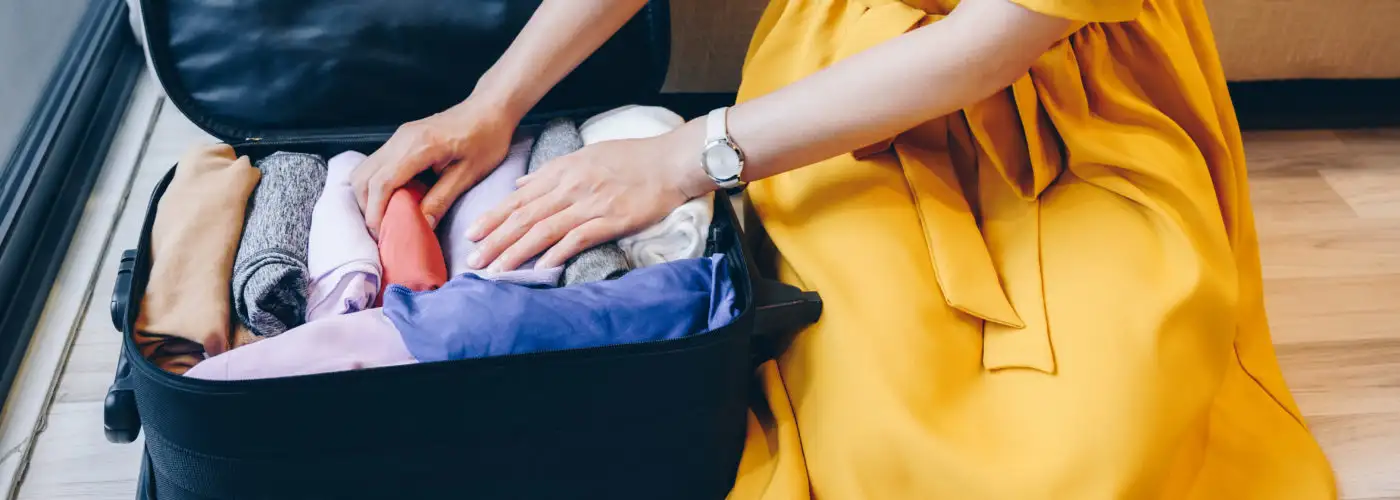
[230,323,261,351]
[135,143,260,373]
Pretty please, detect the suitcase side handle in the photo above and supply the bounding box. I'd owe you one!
[105,249,141,444]
[750,278,822,364]
[110,249,136,330]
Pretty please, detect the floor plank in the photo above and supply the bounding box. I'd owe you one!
[1243,130,1355,177]
[1320,166,1400,219]
[1337,129,1400,158]
[1249,173,1358,227]
[1265,274,1400,345]
[13,403,143,500]
[1256,219,1400,280]
[1308,412,1400,500]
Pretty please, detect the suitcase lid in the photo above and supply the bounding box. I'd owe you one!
[138,0,671,143]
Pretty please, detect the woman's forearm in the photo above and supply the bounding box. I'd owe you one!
[471,0,650,120]
[670,0,1073,193]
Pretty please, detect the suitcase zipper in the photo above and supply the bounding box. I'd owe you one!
[238,133,392,146]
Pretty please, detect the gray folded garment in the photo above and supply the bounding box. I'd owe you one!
[232,152,327,338]
[530,118,632,286]
[563,244,632,284]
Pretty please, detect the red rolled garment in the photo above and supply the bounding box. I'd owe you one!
[376,180,448,303]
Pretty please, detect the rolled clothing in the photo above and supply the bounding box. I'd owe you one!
[532,118,632,285]
[383,254,737,363]
[230,323,260,351]
[185,308,416,381]
[233,152,326,338]
[135,143,260,373]
[578,106,713,268]
[438,136,562,286]
[618,193,715,268]
[528,117,585,172]
[306,151,381,321]
[378,179,448,297]
[578,105,686,145]
[563,245,631,284]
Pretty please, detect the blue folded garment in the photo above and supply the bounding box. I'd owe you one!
[382,254,738,362]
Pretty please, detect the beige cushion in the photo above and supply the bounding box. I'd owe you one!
[662,0,1400,92]
[662,0,768,92]
[1207,0,1400,81]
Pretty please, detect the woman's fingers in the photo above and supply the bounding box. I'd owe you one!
[361,161,425,236]
[355,153,406,235]
[350,147,387,213]
[421,160,488,230]
[535,217,623,269]
[513,153,565,187]
[360,176,391,237]
[487,206,593,273]
[353,122,452,235]
[471,186,572,270]
[466,172,557,242]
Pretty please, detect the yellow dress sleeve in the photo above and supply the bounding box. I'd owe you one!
[1009,0,1142,22]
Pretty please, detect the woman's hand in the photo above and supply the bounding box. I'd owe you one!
[464,121,715,272]
[351,99,522,235]
[350,0,652,236]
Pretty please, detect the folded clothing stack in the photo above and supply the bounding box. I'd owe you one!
[137,104,726,378]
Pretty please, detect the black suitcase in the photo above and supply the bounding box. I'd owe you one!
[100,1,823,498]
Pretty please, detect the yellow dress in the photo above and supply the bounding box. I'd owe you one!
[728,0,1338,498]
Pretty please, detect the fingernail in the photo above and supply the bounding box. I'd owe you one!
[465,221,482,240]
[424,214,436,229]
[467,251,482,268]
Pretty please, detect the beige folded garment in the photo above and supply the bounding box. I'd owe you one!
[135,143,260,373]
[230,323,261,351]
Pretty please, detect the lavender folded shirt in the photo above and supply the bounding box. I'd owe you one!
[437,136,563,286]
[184,308,415,381]
[306,151,381,322]
[383,254,737,362]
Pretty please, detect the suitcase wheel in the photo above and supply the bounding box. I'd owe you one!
[104,349,141,443]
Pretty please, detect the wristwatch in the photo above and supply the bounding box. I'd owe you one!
[701,107,746,190]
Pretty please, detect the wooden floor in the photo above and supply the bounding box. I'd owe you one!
[0,73,1397,498]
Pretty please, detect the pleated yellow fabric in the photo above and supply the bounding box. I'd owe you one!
[729,0,1338,498]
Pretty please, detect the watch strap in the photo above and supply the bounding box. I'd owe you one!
[706,107,728,144]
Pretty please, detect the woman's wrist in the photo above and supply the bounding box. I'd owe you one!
[661,119,720,200]
[467,68,540,124]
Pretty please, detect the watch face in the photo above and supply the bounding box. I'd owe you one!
[703,143,742,179]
